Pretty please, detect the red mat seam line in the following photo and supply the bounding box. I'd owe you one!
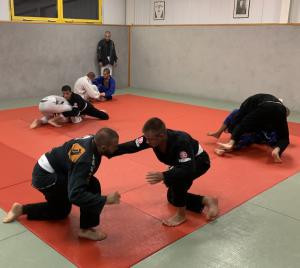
[120,200,164,222]
[0,141,37,162]
[120,183,149,195]
[0,179,31,193]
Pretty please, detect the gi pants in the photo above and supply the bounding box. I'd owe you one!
[23,163,105,229]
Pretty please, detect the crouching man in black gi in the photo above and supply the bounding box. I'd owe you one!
[3,128,121,241]
[61,85,109,123]
[217,93,290,163]
[110,117,219,227]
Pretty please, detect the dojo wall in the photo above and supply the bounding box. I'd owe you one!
[126,0,300,24]
[0,23,129,98]
[130,25,300,112]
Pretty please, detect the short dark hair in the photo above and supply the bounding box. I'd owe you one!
[61,85,72,92]
[103,68,110,74]
[87,72,96,79]
[142,117,166,134]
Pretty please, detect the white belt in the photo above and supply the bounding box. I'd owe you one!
[38,154,55,174]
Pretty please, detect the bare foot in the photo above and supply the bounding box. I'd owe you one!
[214,148,226,156]
[217,142,233,151]
[203,197,219,221]
[2,203,23,223]
[106,191,121,205]
[30,119,42,129]
[48,118,62,128]
[272,153,282,163]
[207,131,221,139]
[271,148,282,163]
[162,208,186,227]
[78,228,107,241]
[163,214,186,227]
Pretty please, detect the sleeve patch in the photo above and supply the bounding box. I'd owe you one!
[68,143,86,163]
[135,136,144,147]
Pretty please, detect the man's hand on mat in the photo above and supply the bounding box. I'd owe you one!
[272,147,282,163]
[146,172,163,184]
[106,192,121,205]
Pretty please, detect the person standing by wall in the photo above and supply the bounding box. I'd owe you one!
[97,31,118,76]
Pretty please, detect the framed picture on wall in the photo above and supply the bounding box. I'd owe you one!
[233,0,250,18]
[153,1,165,20]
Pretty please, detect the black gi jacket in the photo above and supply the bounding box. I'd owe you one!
[111,129,209,187]
[97,39,118,65]
[45,135,106,207]
[63,92,88,117]
[231,94,289,153]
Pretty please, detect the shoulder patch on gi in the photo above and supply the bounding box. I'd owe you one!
[178,151,191,163]
[135,136,144,147]
[68,143,86,163]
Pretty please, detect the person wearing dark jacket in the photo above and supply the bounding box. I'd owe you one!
[2,128,121,241]
[110,117,219,227]
[217,93,290,163]
[97,31,118,75]
[61,85,109,121]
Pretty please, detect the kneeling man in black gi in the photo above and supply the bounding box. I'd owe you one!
[111,117,219,227]
[3,128,121,241]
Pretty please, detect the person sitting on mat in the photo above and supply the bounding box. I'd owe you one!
[208,108,282,156]
[109,117,219,227]
[93,68,116,101]
[73,72,101,101]
[215,94,290,163]
[3,128,121,241]
[30,95,73,129]
[61,85,109,123]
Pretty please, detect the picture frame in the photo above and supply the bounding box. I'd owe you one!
[233,0,250,18]
[153,1,165,20]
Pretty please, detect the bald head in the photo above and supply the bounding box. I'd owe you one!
[94,128,119,155]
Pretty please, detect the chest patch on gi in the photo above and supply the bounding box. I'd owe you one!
[180,151,188,158]
[68,143,86,162]
[179,151,191,163]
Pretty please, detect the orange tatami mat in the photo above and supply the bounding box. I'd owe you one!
[0,94,299,268]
